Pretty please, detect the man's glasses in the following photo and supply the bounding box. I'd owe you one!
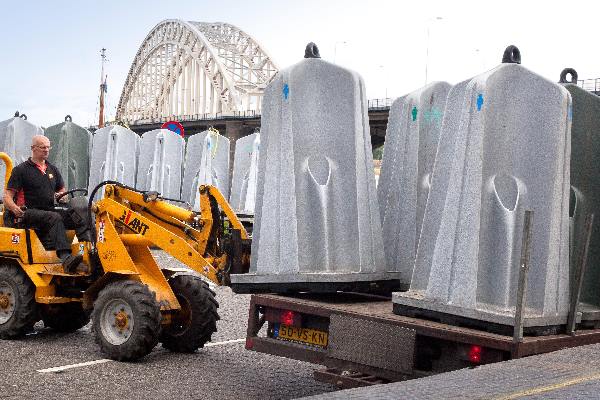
[34,145,52,150]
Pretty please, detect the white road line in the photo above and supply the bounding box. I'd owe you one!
[37,359,112,373]
[204,338,245,347]
[36,338,245,373]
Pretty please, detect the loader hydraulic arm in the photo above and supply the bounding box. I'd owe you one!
[91,184,249,286]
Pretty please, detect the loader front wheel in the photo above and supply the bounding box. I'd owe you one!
[0,264,38,339]
[160,275,219,353]
[41,302,90,332]
[92,280,161,361]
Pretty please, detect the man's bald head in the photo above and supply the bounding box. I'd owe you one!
[30,135,51,162]
[31,135,50,148]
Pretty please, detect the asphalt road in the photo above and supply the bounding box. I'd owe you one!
[8,250,600,400]
[0,253,338,400]
[305,342,600,400]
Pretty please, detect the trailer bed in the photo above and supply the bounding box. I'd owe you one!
[245,292,600,387]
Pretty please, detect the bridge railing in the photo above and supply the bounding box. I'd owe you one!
[577,78,600,93]
[130,110,260,125]
[98,99,395,130]
[367,98,394,110]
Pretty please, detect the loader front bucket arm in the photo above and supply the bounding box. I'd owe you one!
[92,184,249,286]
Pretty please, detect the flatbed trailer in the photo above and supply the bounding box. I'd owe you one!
[244,292,600,389]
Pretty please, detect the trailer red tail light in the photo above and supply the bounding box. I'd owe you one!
[263,307,303,327]
[245,337,254,349]
[469,345,482,363]
[281,310,296,326]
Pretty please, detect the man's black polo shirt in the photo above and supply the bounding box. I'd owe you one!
[7,158,64,211]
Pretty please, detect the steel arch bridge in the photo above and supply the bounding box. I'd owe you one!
[117,19,279,123]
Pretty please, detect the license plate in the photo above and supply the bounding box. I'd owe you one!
[277,324,328,347]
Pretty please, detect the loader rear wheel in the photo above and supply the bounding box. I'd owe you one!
[41,302,90,332]
[160,275,219,353]
[0,264,38,339]
[92,280,161,361]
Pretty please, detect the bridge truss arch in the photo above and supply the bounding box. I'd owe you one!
[117,19,279,123]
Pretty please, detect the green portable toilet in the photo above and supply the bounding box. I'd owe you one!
[44,115,92,190]
[560,69,600,320]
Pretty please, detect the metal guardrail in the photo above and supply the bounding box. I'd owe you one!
[577,78,600,93]
[367,98,394,110]
[131,110,260,126]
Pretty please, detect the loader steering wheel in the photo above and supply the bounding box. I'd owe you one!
[56,188,88,201]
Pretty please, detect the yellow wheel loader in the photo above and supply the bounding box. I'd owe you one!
[0,153,250,360]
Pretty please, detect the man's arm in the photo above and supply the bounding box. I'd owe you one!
[5,167,24,217]
[3,189,24,218]
[53,167,68,203]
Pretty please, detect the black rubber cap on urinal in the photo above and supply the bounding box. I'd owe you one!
[14,111,20,117]
[502,45,521,64]
[559,68,578,84]
[304,42,321,58]
[65,115,72,122]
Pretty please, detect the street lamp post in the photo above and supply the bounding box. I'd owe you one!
[334,41,347,64]
[379,65,388,103]
[425,16,443,85]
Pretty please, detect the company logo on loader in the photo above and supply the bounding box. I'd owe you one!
[119,210,150,235]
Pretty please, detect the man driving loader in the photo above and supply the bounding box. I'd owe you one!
[2,135,90,273]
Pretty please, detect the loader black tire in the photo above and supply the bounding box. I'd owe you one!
[41,302,90,332]
[0,264,38,339]
[92,280,161,361]
[160,275,219,353]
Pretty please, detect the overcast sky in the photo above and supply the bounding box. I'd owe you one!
[1,0,598,127]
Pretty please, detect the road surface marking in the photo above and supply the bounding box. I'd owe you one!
[204,338,245,347]
[37,359,111,373]
[495,371,600,399]
[36,338,245,373]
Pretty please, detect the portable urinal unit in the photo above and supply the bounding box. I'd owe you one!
[0,113,44,197]
[45,115,92,191]
[377,82,451,289]
[393,46,572,334]
[229,131,260,214]
[88,125,140,200]
[136,129,185,200]
[558,68,600,323]
[181,129,230,210]
[231,43,396,294]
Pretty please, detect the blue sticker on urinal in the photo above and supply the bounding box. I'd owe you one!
[476,94,484,111]
[283,84,289,100]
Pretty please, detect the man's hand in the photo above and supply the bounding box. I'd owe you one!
[55,192,69,204]
[55,191,69,204]
[11,206,24,218]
